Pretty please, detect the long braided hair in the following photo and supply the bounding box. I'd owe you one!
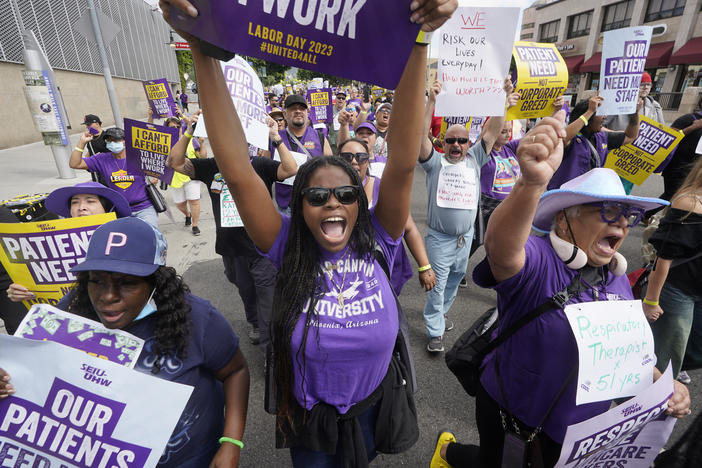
[272,156,376,430]
[68,266,191,374]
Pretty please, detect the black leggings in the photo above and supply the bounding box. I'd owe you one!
[445,384,562,468]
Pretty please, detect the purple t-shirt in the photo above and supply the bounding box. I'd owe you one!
[83,152,152,211]
[262,210,400,414]
[473,235,634,443]
[271,126,324,210]
[480,139,521,200]
[180,93,188,104]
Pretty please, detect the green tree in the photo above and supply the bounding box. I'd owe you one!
[175,50,194,92]
[296,68,353,86]
[245,57,287,87]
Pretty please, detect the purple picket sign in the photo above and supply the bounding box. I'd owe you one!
[143,78,179,118]
[307,88,333,124]
[124,118,178,185]
[167,1,420,89]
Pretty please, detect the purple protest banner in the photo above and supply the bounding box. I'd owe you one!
[124,118,178,184]
[167,1,421,89]
[307,88,333,124]
[15,304,145,368]
[143,78,179,118]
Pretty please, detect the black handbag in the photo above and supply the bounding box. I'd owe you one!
[145,177,167,213]
[445,272,585,397]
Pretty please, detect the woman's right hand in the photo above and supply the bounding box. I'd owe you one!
[516,111,567,187]
[79,131,93,146]
[588,94,603,114]
[7,283,34,302]
[0,368,14,398]
[643,302,664,322]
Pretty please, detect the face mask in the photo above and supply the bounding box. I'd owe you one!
[134,288,157,321]
[106,141,125,153]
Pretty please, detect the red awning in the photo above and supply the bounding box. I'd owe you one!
[645,41,674,68]
[670,37,702,65]
[564,55,585,74]
[580,52,602,73]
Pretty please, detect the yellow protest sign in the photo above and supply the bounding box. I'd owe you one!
[309,91,329,107]
[371,86,385,99]
[604,116,684,185]
[506,41,569,121]
[0,213,116,310]
[439,117,472,140]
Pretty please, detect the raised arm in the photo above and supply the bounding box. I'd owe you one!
[420,80,441,162]
[185,38,281,251]
[564,95,602,146]
[70,132,92,170]
[479,78,514,154]
[166,112,200,177]
[485,111,567,282]
[622,98,642,145]
[375,0,457,239]
[267,116,298,180]
[337,109,352,145]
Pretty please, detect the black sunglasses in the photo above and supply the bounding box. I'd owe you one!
[340,152,370,163]
[444,137,469,145]
[274,117,284,122]
[301,186,361,206]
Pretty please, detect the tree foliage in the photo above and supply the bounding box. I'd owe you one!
[175,50,194,92]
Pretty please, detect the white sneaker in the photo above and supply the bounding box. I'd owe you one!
[677,371,691,385]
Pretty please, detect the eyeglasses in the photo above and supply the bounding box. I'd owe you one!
[340,152,370,163]
[301,185,361,206]
[586,202,646,227]
[444,137,469,145]
[336,96,346,101]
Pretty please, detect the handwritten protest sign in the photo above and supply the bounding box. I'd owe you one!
[193,56,269,150]
[0,214,115,310]
[604,116,684,185]
[142,78,178,118]
[307,88,333,124]
[506,42,569,120]
[556,365,676,468]
[436,6,520,117]
[167,1,419,89]
[15,304,144,368]
[125,119,178,184]
[599,26,652,116]
[0,335,192,468]
[437,158,478,209]
[565,300,655,405]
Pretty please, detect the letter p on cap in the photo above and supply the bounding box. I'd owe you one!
[105,232,127,255]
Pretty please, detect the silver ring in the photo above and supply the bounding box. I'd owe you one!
[532,135,536,143]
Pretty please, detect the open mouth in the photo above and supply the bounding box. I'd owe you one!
[449,148,462,158]
[98,309,125,324]
[321,216,347,240]
[597,235,622,255]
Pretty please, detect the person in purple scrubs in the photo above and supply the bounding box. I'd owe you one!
[431,114,691,468]
[159,0,456,464]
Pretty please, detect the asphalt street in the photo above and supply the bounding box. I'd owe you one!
[180,164,701,467]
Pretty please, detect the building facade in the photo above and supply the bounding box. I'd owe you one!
[523,0,702,112]
[1,0,180,148]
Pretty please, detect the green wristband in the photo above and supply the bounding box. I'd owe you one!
[219,437,243,449]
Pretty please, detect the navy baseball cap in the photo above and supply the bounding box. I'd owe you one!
[72,217,167,276]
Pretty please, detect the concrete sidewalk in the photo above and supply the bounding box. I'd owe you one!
[0,130,220,277]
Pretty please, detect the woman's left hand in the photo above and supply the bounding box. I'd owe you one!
[410,0,458,32]
[419,269,436,291]
[666,380,691,418]
[209,443,240,468]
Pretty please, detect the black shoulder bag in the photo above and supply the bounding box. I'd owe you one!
[445,272,585,397]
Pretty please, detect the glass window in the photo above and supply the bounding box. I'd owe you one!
[539,20,560,43]
[601,0,634,32]
[567,10,593,39]
[645,0,686,22]
[521,32,534,39]
[522,22,535,29]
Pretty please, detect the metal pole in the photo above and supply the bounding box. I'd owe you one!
[86,0,122,127]
[11,0,74,179]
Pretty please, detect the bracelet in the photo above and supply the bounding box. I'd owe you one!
[183,132,194,139]
[218,437,243,449]
[415,31,433,46]
[74,146,84,152]
[418,264,432,272]
[579,115,588,125]
[643,298,659,306]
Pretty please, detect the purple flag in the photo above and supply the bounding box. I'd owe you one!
[142,78,179,118]
[167,1,421,89]
[124,118,179,184]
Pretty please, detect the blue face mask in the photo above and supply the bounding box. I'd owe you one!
[106,141,125,153]
[134,288,157,321]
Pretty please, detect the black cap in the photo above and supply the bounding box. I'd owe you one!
[284,94,308,109]
[82,114,102,125]
[103,127,125,141]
